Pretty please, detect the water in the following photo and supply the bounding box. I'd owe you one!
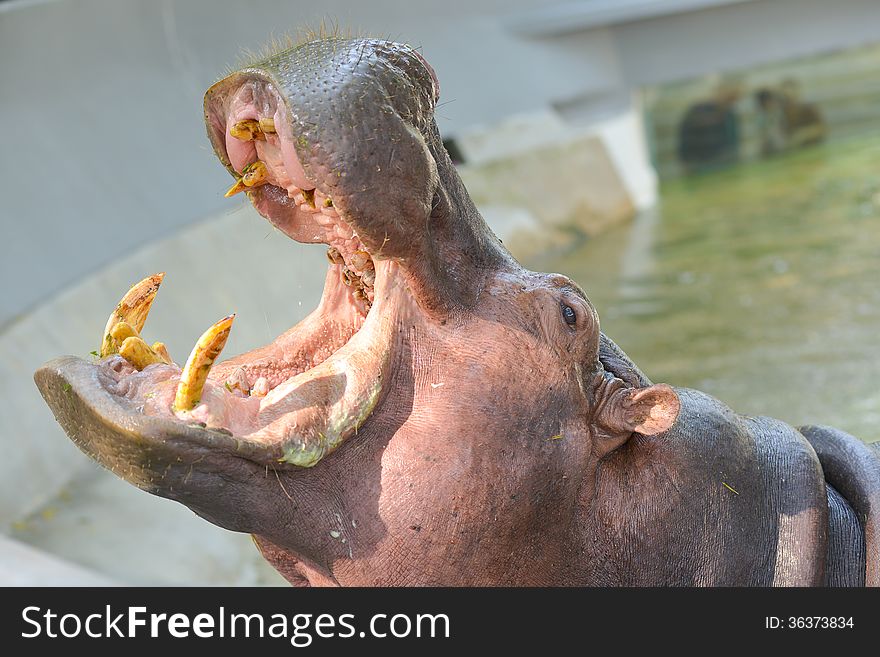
[528,133,880,442]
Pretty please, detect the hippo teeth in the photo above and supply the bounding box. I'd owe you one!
[225,160,270,197]
[99,273,165,357]
[119,335,169,371]
[96,224,385,461]
[229,119,266,142]
[229,118,277,142]
[224,178,248,198]
[110,317,171,371]
[242,161,268,187]
[173,314,236,412]
[98,275,237,408]
[258,117,276,134]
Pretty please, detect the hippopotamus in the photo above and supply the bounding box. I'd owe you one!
[35,36,879,587]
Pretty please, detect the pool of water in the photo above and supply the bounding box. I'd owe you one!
[527,132,880,443]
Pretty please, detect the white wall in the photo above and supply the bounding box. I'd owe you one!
[0,0,626,326]
[610,0,880,87]
[6,0,878,325]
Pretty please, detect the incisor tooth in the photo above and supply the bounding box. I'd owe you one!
[152,342,173,365]
[229,119,265,141]
[118,336,166,371]
[173,314,235,412]
[109,321,137,345]
[225,160,268,197]
[258,117,276,134]
[100,273,164,357]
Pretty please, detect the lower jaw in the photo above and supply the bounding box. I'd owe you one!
[103,258,403,467]
[230,258,402,466]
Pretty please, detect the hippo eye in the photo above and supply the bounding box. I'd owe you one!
[562,303,577,326]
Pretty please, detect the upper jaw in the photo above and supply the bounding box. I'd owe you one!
[204,38,443,262]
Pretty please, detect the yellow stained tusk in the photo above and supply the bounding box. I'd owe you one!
[229,119,265,141]
[100,273,165,357]
[173,314,235,412]
[258,117,276,134]
[302,188,316,208]
[224,177,248,197]
[242,160,268,187]
[118,336,167,371]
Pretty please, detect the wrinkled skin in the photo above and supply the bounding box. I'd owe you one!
[36,37,880,586]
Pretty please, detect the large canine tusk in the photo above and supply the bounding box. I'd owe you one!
[173,314,235,412]
[99,273,165,357]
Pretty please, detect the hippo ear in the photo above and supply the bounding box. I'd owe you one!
[593,383,680,456]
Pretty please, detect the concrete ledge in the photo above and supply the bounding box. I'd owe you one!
[506,0,757,37]
[459,128,636,257]
[0,534,117,586]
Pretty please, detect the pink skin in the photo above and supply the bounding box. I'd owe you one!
[41,42,683,583]
[224,83,311,192]
[98,63,679,584]
[220,82,374,306]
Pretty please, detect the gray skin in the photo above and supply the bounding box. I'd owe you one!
[36,37,880,586]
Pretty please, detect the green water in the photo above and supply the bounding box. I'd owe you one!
[529,133,880,442]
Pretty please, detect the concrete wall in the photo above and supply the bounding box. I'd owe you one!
[457,113,637,257]
[5,0,880,326]
[609,0,880,87]
[0,0,633,327]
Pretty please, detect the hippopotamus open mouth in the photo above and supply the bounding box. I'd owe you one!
[37,39,452,471]
[35,36,879,587]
